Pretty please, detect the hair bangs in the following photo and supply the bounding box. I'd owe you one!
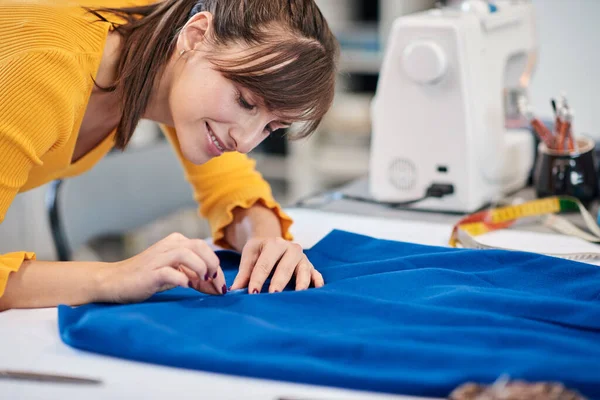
[206,39,336,139]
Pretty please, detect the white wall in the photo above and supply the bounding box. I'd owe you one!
[379,0,438,47]
[530,0,600,139]
[314,0,355,32]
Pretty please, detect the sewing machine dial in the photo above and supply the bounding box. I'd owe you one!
[401,40,447,84]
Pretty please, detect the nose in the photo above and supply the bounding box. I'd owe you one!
[229,121,266,154]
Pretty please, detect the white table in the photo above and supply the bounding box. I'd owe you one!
[2,208,599,400]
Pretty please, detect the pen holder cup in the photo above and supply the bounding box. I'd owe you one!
[533,136,599,203]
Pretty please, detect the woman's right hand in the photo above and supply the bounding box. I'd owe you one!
[96,233,227,304]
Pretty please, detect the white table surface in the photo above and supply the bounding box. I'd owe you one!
[2,208,600,400]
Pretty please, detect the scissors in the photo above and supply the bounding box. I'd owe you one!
[0,370,102,385]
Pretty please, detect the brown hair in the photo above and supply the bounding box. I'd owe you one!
[87,0,339,150]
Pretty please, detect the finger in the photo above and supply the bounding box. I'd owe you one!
[248,240,287,294]
[294,260,312,291]
[210,265,228,295]
[154,232,188,252]
[179,265,225,295]
[176,239,224,293]
[184,239,221,281]
[178,266,200,289]
[268,244,304,293]
[192,275,222,295]
[311,268,325,288]
[230,241,260,291]
[154,267,190,292]
[159,248,208,282]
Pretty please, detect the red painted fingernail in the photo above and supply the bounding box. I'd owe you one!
[204,273,209,281]
[213,272,218,279]
[274,290,279,293]
[188,281,193,288]
[252,289,259,294]
[222,285,228,295]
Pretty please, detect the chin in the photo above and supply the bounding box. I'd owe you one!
[182,147,210,165]
[177,138,208,165]
[173,124,208,165]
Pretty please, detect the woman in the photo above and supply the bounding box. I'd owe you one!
[0,0,338,310]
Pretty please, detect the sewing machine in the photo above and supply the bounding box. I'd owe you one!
[369,0,538,212]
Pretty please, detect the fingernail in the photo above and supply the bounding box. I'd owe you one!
[222,285,228,295]
[188,280,193,288]
[213,271,218,279]
[204,273,209,281]
[252,289,259,294]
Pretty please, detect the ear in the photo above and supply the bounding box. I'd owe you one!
[177,11,214,54]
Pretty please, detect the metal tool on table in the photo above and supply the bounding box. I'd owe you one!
[0,369,102,385]
[370,0,537,213]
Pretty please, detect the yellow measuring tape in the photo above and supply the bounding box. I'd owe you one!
[449,196,600,261]
[488,197,562,223]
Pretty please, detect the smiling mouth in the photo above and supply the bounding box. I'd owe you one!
[207,123,225,152]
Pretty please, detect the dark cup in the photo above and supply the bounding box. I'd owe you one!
[533,136,599,203]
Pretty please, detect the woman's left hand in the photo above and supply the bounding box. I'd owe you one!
[229,237,324,294]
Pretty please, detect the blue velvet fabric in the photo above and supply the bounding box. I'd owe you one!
[58,230,600,399]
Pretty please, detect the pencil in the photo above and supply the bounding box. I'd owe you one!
[531,118,555,149]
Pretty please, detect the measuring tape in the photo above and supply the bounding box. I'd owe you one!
[449,196,600,261]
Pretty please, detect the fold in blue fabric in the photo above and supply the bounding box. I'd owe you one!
[58,230,600,399]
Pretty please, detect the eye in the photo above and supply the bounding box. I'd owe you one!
[264,122,291,135]
[236,91,255,111]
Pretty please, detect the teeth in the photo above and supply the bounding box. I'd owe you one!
[209,129,224,152]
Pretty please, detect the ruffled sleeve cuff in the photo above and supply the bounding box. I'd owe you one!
[0,251,36,297]
[204,187,294,250]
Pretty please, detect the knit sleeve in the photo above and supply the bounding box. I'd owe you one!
[159,125,294,249]
[0,50,88,296]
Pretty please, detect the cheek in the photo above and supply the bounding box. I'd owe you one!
[171,68,237,125]
[167,65,243,164]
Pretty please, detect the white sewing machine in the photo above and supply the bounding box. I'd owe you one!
[369,0,538,212]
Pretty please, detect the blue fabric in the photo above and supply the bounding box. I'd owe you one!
[58,230,600,399]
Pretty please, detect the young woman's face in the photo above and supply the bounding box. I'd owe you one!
[168,49,290,165]
[165,13,292,165]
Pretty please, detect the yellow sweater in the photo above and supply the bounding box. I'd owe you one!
[0,0,293,297]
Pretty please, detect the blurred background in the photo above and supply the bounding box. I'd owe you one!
[1,0,599,262]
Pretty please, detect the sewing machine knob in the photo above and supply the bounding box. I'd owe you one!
[402,41,447,84]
